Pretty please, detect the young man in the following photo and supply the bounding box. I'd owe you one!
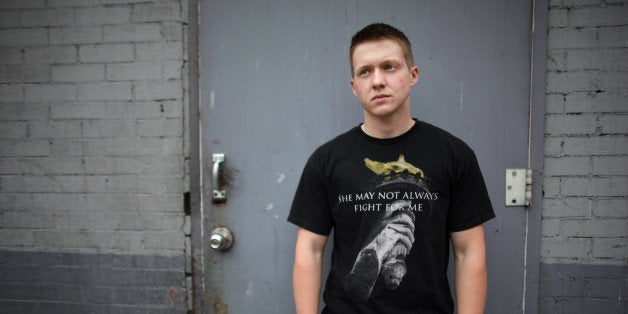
[288,23,495,313]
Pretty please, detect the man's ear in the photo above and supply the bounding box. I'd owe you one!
[350,78,358,96]
[410,66,419,86]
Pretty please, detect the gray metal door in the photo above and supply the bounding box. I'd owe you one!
[194,0,544,313]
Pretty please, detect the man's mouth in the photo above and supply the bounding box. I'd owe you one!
[372,94,390,101]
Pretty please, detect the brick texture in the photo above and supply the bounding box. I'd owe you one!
[0,0,189,311]
[0,0,186,254]
[542,0,627,312]
[0,250,188,314]
[543,0,628,265]
[3,0,625,312]
[539,263,626,314]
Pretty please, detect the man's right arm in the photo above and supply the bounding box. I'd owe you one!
[293,227,328,314]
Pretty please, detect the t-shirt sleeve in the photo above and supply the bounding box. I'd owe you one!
[446,147,495,232]
[287,156,334,236]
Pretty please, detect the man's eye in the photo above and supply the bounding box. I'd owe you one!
[384,64,397,71]
[359,69,370,76]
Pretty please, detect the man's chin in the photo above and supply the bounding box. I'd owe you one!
[364,106,400,118]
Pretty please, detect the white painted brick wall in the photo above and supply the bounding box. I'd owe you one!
[0,0,187,256]
[2,0,622,303]
[542,0,628,265]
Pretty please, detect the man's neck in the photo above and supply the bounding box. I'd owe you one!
[361,115,415,139]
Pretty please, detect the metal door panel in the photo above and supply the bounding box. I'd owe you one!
[197,1,536,312]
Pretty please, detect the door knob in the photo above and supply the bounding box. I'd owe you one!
[209,227,234,252]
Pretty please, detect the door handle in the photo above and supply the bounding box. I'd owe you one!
[212,153,226,203]
[210,227,234,252]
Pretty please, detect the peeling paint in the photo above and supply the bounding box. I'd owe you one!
[213,287,229,314]
[459,80,464,111]
[168,289,178,304]
[276,172,285,183]
[245,281,254,297]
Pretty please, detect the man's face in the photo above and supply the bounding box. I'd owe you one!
[350,39,419,119]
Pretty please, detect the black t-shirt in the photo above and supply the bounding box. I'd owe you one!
[288,120,495,314]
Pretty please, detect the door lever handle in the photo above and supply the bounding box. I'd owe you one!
[212,153,226,203]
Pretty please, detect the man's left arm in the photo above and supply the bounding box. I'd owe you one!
[450,224,488,314]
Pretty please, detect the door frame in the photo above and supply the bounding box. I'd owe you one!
[187,0,204,312]
[187,0,549,312]
[524,0,549,312]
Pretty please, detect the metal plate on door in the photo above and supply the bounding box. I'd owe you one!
[505,168,530,206]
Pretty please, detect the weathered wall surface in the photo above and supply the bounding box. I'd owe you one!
[541,0,627,312]
[0,0,190,312]
[1,0,626,313]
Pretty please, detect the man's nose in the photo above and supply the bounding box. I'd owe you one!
[372,69,385,88]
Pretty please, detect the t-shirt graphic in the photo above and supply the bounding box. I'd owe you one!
[288,121,496,313]
[344,154,436,301]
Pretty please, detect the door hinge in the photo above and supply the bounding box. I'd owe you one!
[505,169,532,207]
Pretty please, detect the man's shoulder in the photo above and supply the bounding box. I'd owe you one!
[311,126,360,156]
[416,120,473,152]
[300,126,361,178]
[417,120,457,140]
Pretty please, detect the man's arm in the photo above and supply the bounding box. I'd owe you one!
[450,224,488,314]
[293,227,329,314]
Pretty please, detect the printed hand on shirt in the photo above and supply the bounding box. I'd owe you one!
[345,200,416,301]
